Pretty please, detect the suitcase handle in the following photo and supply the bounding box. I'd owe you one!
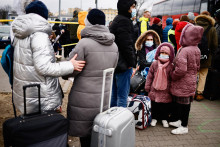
[100,68,115,113]
[23,84,41,116]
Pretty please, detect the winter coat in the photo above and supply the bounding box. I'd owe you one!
[171,24,203,97]
[67,25,118,137]
[150,24,163,41]
[175,21,188,50]
[162,18,173,42]
[77,11,88,40]
[195,15,218,68]
[12,14,74,114]
[135,30,161,71]
[213,23,220,70]
[109,0,137,73]
[145,43,174,103]
[52,24,61,36]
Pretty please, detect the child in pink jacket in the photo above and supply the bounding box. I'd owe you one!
[145,42,174,128]
[169,24,203,135]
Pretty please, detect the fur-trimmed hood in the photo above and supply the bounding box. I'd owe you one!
[154,42,175,63]
[195,14,216,27]
[135,30,161,50]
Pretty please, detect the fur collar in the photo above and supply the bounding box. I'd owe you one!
[195,15,215,26]
[135,30,161,50]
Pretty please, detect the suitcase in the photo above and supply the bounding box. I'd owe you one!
[3,84,68,147]
[91,68,135,147]
[127,94,152,130]
[203,70,220,100]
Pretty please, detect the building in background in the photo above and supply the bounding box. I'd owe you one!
[100,8,118,26]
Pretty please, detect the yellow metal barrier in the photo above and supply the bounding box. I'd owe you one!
[62,43,78,47]
[0,19,13,22]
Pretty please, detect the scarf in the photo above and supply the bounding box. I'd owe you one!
[152,57,170,90]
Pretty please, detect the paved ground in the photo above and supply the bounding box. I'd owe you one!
[0,49,219,147]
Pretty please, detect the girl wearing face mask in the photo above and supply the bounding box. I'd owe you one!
[145,43,175,128]
[135,30,161,71]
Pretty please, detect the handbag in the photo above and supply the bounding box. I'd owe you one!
[130,70,146,93]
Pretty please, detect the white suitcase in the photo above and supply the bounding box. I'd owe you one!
[90,68,135,147]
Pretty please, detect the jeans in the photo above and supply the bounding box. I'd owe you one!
[111,68,133,107]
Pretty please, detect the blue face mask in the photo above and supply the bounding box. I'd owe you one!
[159,54,169,59]
[145,41,154,47]
[131,9,136,18]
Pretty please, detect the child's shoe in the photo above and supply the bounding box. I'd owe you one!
[171,126,188,135]
[169,120,182,128]
[162,120,169,127]
[151,119,157,127]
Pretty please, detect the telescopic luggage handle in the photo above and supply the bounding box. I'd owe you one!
[100,68,115,113]
[23,84,41,116]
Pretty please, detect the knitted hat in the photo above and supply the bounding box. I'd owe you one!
[153,17,161,24]
[25,1,48,20]
[160,46,170,55]
[172,19,180,29]
[87,9,105,25]
[187,12,195,20]
[215,9,220,20]
[201,11,210,16]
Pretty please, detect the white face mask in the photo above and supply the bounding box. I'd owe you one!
[131,8,136,18]
[159,54,169,59]
[145,41,154,47]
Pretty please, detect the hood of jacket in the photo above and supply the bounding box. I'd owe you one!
[154,42,175,63]
[81,25,115,46]
[12,13,51,39]
[135,30,161,50]
[180,23,204,47]
[78,11,88,25]
[166,18,173,25]
[195,14,216,27]
[175,21,188,32]
[117,0,136,18]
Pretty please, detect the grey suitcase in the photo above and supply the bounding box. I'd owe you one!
[91,68,135,147]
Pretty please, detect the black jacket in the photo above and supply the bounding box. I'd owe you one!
[150,24,163,41]
[110,0,137,73]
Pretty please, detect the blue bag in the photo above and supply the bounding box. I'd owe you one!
[1,44,14,85]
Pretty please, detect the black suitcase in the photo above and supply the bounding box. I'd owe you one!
[203,70,220,100]
[3,84,68,147]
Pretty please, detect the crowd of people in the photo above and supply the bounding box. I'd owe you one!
[9,0,220,146]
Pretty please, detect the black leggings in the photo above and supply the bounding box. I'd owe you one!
[151,101,170,120]
[80,135,91,147]
[172,103,191,127]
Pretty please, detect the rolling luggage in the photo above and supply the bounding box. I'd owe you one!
[3,84,68,147]
[91,68,135,147]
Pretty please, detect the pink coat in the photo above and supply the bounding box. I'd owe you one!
[145,43,174,103]
[171,24,203,97]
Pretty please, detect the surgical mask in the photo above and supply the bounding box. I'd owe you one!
[145,41,154,47]
[131,9,136,18]
[159,54,169,59]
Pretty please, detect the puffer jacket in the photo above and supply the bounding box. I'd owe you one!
[162,18,173,42]
[12,13,74,114]
[145,43,174,103]
[195,14,218,68]
[67,25,118,137]
[109,0,137,73]
[135,30,161,71]
[171,24,203,97]
[77,11,88,40]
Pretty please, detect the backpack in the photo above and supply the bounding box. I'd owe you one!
[198,25,211,62]
[1,43,14,86]
[127,94,152,129]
